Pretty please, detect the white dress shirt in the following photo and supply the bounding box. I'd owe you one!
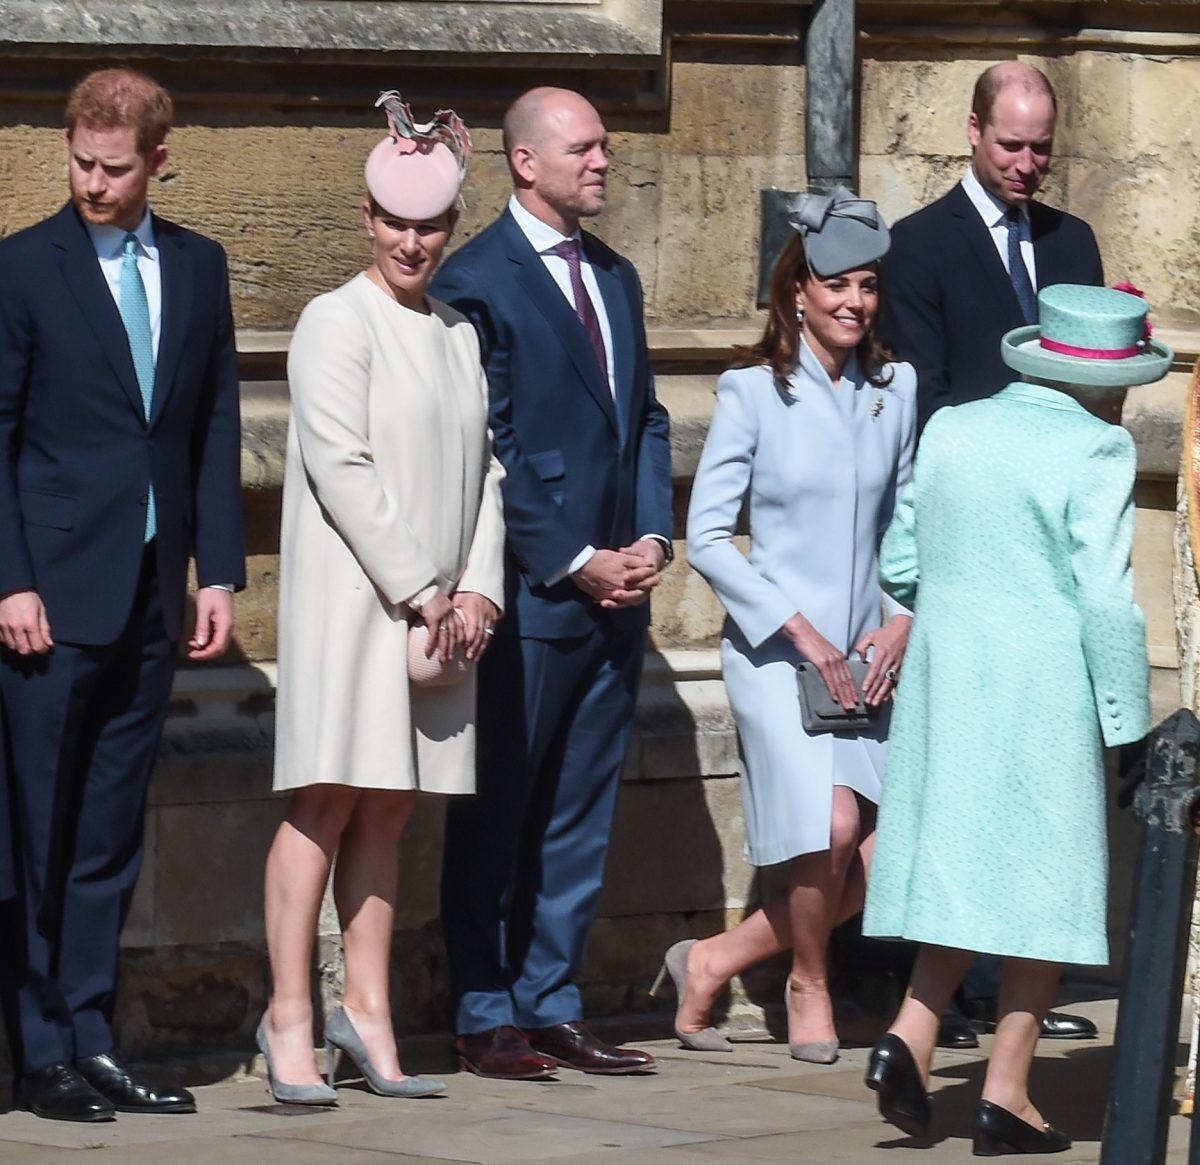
[85,207,162,361]
[960,167,1037,289]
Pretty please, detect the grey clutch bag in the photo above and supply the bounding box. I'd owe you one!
[795,658,880,734]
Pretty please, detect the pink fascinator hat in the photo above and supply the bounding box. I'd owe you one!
[364,90,473,221]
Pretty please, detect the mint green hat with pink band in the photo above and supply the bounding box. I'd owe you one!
[1001,284,1174,389]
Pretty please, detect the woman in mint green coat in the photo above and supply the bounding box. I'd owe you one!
[862,285,1171,1155]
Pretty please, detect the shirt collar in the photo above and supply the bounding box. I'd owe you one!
[961,167,1026,230]
[84,205,156,260]
[508,194,582,256]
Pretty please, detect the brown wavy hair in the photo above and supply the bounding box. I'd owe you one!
[732,234,894,396]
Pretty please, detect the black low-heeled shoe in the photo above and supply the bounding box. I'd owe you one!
[864,1032,931,1138]
[971,1099,1071,1156]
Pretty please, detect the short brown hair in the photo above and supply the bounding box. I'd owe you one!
[971,62,1057,128]
[64,68,173,155]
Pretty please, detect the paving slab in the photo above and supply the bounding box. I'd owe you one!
[0,999,1194,1165]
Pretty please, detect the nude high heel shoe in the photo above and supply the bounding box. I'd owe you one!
[256,1016,338,1105]
[649,939,734,1053]
[324,1007,446,1098]
[784,981,839,1064]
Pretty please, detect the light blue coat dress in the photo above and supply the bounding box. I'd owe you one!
[687,341,917,865]
[863,382,1151,965]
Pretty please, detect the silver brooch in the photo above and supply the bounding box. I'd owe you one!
[870,396,886,420]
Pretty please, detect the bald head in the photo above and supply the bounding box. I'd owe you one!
[504,86,610,235]
[966,60,1057,207]
[971,61,1057,128]
[503,88,600,158]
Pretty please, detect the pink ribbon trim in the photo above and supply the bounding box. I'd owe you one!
[1039,337,1141,360]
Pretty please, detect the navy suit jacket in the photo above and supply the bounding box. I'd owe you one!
[879,183,1104,432]
[0,203,245,646]
[431,208,672,639]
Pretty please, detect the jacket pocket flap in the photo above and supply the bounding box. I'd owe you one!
[528,449,566,481]
[20,490,75,531]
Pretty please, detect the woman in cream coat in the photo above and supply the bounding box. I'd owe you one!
[657,190,915,1064]
[260,97,504,1104]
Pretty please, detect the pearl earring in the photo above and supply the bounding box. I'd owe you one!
[795,305,804,323]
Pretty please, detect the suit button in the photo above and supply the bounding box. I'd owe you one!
[138,494,149,506]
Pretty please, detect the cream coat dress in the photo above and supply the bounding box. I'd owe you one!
[273,273,506,793]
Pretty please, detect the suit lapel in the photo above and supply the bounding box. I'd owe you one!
[945,184,1022,321]
[587,235,632,447]
[152,217,191,425]
[502,214,619,438]
[51,205,147,422]
[1029,202,1073,289]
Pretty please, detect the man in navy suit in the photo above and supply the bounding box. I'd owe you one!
[880,60,1104,433]
[0,68,244,1120]
[878,60,1100,1046]
[433,87,672,1080]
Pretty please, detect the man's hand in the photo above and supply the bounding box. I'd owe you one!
[188,587,235,661]
[0,590,53,655]
[572,548,660,609]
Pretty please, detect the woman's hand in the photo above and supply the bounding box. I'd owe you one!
[856,614,912,707]
[782,613,859,710]
[418,593,463,661]
[452,591,501,661]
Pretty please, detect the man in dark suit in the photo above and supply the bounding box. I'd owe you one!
[880,60,1104,433]
[0,68,245,1120]
[433,87,672,1080]
[878,60,1099,1046]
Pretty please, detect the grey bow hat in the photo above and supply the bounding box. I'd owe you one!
[786,185,891,277]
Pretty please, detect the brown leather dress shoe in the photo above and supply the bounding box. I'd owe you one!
[454,1026,558,1080]
[525,1022,656,1075]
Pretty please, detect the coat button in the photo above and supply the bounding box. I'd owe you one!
[1107,694,1118,705]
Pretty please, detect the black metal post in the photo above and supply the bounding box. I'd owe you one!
[757,0,857,301]
[804,0,856,194]
[1100,708,1200,1165]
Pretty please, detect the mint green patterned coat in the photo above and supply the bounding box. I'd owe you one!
[862,381,1150,966]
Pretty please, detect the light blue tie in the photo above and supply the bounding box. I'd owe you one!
[119,233,156,541]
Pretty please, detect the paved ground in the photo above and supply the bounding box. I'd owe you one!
[0,999,1190,1164]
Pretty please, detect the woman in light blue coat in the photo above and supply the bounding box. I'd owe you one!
[652,190,916,1063]
[862,285,1169,1155]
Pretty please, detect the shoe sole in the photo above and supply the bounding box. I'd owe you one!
[111,1102,197,1114]
[455,1055,557,1081]
[544,1059,655,1075]
[24,1106,116,1123]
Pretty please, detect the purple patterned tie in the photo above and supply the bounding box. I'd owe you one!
[552,239,608,376]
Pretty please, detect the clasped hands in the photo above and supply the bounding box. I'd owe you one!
[418,591,500,662]
[571,539,665,609]
[0,586,235,660]
[783,611,912,711]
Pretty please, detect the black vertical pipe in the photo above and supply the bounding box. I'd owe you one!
[805,0,856,193]
[1100,708,1200,1165]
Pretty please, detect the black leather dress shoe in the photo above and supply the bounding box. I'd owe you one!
[524,1022,656,1075]
[936,1005,980,1049]
[75,1051,196,1114]
[962,998,1098,1040]
[864,1033,931,1138]
[971,1099,1070,1156]
[17,1063,116,1122]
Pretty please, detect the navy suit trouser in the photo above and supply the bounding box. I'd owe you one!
[441,621,644,1034]
[0,550,175,1074]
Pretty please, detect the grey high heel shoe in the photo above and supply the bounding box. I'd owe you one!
[649,939,734,1053]
[324,1007,446,1098]
[784,982,839,1064]
[256,1016,338,1105]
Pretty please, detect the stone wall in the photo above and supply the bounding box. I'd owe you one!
[1,1,1199,1063]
